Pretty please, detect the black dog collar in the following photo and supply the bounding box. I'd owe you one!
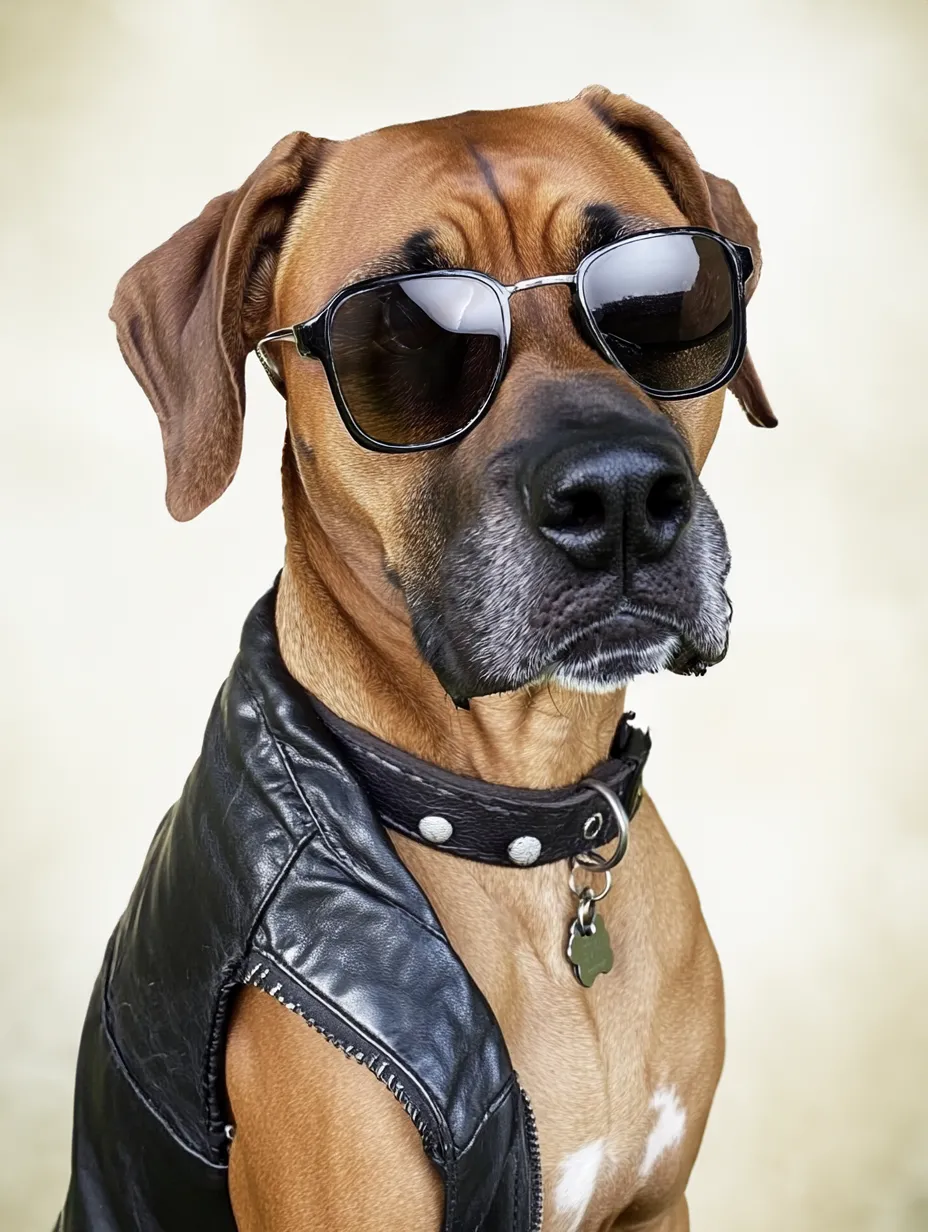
[310,697,650,867]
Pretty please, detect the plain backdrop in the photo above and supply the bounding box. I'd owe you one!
[1,1,926,1228]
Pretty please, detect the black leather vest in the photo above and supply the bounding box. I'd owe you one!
[57,586,649,1232]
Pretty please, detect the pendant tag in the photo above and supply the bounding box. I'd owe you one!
[566,776,633,988]
[567,904,614,987]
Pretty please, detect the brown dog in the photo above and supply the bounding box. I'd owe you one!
[112,85,773,1231]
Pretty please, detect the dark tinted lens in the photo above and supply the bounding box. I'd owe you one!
[328,274,506,446]
[581,234,735,394]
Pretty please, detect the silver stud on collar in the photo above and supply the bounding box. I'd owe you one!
[418,815,453,844]
[507,835,542,866]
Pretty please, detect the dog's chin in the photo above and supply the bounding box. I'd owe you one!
[423,610,727,703]
[539,629,683,695]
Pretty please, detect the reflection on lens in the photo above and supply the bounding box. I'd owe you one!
[329,274,506,446]
[581,234,735,394]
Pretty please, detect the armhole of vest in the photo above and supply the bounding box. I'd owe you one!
[200,829,316,1154]
[240,949,456,1162]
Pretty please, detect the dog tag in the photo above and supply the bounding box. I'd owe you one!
[567,907,614,987]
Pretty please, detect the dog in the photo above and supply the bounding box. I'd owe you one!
[103,85,773,1231]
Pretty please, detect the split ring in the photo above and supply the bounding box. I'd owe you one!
[568,862,613,901]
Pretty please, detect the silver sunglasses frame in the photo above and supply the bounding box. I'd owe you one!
[254,270,574,389]
[254,227,752,454]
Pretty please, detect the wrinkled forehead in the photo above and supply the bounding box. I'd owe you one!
[275,98,687,319]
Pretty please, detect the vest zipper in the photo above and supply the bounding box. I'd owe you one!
[517,1079,545,1232]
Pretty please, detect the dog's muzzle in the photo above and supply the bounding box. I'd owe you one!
[405,379,732,702]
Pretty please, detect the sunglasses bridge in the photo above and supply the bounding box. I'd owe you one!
[502,272,576,294]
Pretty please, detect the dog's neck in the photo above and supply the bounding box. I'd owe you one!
[276,453,626,790]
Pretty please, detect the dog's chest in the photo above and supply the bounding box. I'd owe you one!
[540,1086,690,1231]
[394,827,720,1229]
[513,981,692,1231]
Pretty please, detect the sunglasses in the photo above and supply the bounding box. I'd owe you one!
[255,227,753,453]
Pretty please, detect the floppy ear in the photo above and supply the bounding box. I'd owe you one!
[701,172,776,427]
[110,131,324,520]
[578,86,776,428]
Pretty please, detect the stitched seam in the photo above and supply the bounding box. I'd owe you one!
[200,831,315,1138]
[456,1073,518,1156]
[100,941,226,1169]
[352,746,515,815]
[235,668,392,885]
[272,746,453,945]
[234,670,341,857]
[246,832,315,949]
[201,957,242,1139]
[513,1151,521,1230]
[233,667,450,947]
[339,741,633,815]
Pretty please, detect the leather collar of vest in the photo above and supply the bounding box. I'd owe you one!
[309,693,651,868]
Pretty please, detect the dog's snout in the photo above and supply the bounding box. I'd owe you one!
[522,432,694,571]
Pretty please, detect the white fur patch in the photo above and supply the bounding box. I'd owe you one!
[638,1086,686,1180]
[554,1138,605,1231]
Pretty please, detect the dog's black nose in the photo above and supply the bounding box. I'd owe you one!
[522,429,694,571]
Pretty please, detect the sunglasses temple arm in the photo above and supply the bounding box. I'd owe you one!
[734,244,755,286]
[254,327,298,395]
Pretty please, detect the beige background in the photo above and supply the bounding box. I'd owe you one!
[2,0,926,1228]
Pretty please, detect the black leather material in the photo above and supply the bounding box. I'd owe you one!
[57,585,550,1232]
[57,582,642,1230]
[310,694,649,866]
[57,958,235,1232]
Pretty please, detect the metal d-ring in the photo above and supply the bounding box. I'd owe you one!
[574,778,631,872]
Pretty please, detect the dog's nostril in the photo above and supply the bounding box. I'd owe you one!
[552,488,606,532]
[533,480,612,570]
[646,473,691,526]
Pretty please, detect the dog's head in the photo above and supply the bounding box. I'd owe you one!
[112,87,773,704]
